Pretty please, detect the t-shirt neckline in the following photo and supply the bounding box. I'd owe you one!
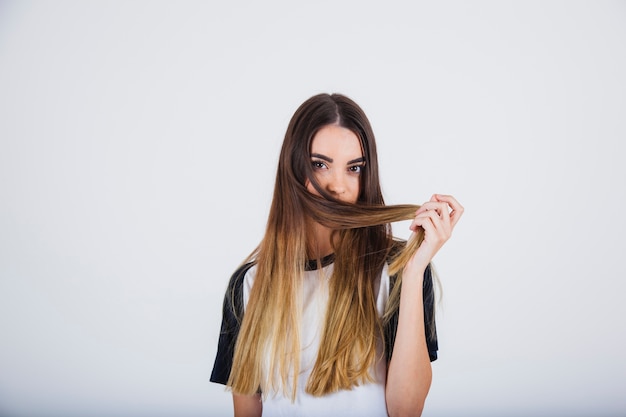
[305,253,335,271]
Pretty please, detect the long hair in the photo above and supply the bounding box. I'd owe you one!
[227,93,427,399]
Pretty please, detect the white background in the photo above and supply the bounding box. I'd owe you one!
[1,1,625,416]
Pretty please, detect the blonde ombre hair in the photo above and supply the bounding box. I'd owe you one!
[227,93,429,399]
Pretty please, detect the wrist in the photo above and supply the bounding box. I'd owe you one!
[402,260,427,283]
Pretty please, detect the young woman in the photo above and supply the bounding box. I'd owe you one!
[210,93,463,417]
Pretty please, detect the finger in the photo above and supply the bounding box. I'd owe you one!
[433,194,464,227]
[433,194,463,213]
[413,214,447,246]
[417,201,449,220]
[411,215,435,235]
[411,208,446,233]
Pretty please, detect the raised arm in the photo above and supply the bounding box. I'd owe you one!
[385,194,463,417]
[233,393,262,417]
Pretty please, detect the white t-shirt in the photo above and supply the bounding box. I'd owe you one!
[242,261,392,417]
[210,253,437,416]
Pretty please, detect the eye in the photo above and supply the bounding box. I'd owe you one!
[312,160,327,170]
[348,164,364,174]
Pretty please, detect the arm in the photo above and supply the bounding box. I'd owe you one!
[233,393,262,417]
[385,194,463,417]
[385,262,432,417]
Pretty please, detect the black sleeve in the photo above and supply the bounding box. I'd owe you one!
[209,262,255,385]
[422,264,438,361]
[384,263,438,363]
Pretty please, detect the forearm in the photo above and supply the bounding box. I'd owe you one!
[233,393,262,417]
[385,264,432,417]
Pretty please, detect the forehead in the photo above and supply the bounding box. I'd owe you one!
[310,125,363,157]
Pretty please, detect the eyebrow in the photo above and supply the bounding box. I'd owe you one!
[311,153,365,165]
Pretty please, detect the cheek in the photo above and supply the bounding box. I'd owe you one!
[347,177,361,202]
[305,179,321,196]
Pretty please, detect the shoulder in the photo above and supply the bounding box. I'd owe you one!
[210,260,256,385]
[229,261,257,287]
[222,261,257,321]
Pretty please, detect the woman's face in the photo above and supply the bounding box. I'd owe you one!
[306,124,364,204]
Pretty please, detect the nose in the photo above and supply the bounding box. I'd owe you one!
[326,170,346,196]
